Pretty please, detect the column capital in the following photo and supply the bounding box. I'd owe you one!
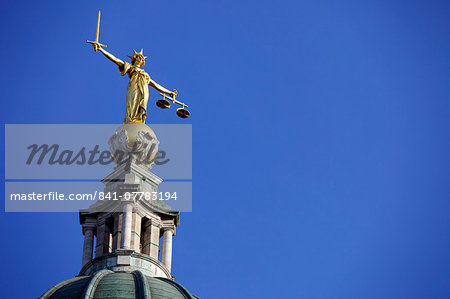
[81,216,97,225]
[161,224,176,235]
[82,224,96,235]
[82,218,97,235]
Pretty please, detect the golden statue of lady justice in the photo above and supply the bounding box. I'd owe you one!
[87,11,183,123]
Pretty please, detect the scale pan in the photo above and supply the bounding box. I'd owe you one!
[156,99,171,109]
[176,108,190,118]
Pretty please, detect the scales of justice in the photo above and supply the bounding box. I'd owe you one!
[87,11,190,123]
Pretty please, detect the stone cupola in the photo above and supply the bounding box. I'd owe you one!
[40,124,198,298]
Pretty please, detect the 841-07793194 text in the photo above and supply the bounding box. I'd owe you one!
[9,191,178,201]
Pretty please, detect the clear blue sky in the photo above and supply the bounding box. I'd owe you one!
[1,0,450,298]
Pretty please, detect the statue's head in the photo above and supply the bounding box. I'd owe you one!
[128,49,147,67]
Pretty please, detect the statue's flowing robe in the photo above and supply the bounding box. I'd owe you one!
[119,62,151,123]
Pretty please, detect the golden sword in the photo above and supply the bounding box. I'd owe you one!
[86,10,107,52]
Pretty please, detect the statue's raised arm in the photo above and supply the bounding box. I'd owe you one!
[93,44,125,69]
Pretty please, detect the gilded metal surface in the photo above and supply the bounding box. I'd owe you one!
[87,11,188,123]
[176,108,190,118]
[86,11,107,51]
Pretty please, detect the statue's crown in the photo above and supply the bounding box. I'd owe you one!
[128,49,147,63]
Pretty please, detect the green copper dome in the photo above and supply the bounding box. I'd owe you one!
[40,270,199,299]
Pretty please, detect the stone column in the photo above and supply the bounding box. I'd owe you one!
[95,217,111,257]
[120,203,133,249]
[161,229,173,271]
[142,219,161,260]
[112,213,122,251]
[130,213,142,252]
[142,222,151,256]
[81,225,95,267]
[149,224,160,259]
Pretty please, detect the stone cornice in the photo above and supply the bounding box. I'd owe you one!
[143,217,162,228]
[101,161,163,186]
[78,251,172,279]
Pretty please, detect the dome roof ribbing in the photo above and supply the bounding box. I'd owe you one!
[40,270,199,299]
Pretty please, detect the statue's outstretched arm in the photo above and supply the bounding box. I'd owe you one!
[149,79,176,97]
[94,44,125,68]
